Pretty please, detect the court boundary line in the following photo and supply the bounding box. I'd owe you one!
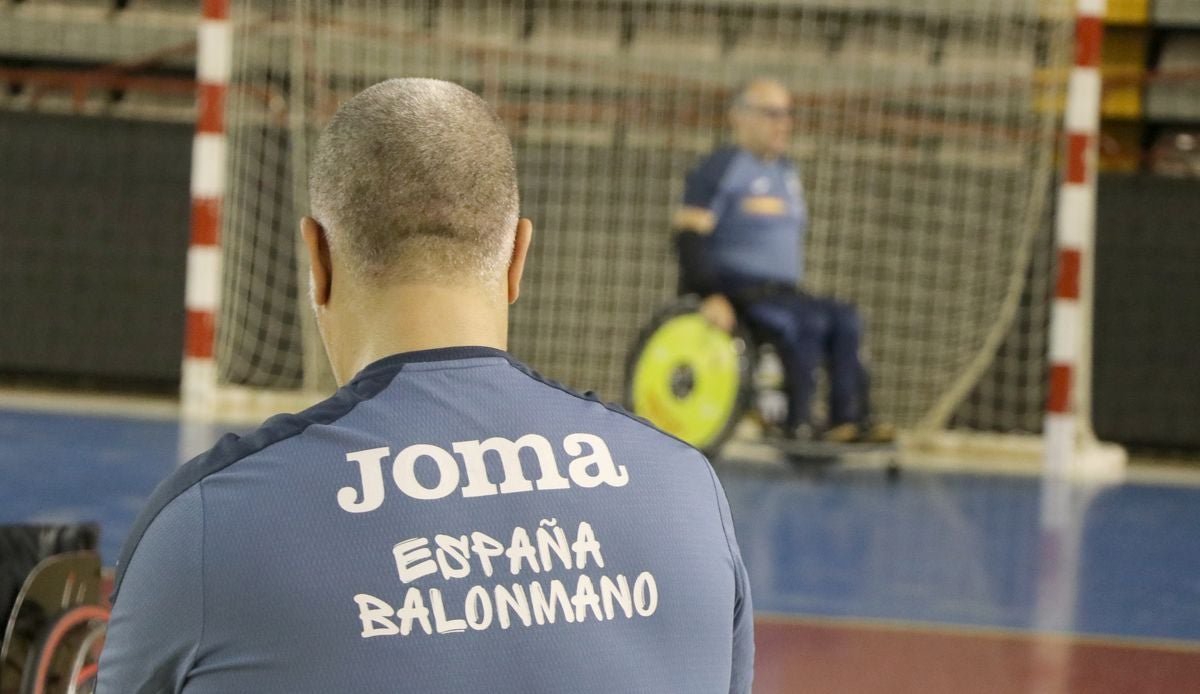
[0,388,181,420]
[755,610,1200,654]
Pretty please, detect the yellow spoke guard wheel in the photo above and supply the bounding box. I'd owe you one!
[625,300,751,455]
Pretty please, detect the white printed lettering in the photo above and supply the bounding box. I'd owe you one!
[350,522,658,641]
[434,534,472,580]
[454,434,570,497]
[506,526,541,575]
[572,522,605,570]
[392,537,438,584]
[429,589,467,635]
[392,444,460,500]
[335,434,627,513]
[564,433,628,489]
[572,575,603,622]
[536,518,572,572]
[465,585,493,631]
[338,447,390,513]
[494,584,532,630]
[470,532,505,578]
[599,574,633,619]
[395,587,433,636]
[529,579,575,625]
[633,572,658,617]
[354,593,399,637]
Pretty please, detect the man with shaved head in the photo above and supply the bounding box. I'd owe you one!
[98,79,753,694]
[675,77,892,443]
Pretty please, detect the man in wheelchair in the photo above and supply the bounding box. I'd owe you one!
[673,77,893,444]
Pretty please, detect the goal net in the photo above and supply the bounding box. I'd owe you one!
[211,0,1075,442]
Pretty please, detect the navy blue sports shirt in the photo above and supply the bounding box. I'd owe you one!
[683,146,807,286]
[97,347,753,693]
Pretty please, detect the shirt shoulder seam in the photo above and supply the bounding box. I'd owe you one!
[110,368,402,602]
[702,459,739,571]
[192,480,208,689]
[710,147,743,198]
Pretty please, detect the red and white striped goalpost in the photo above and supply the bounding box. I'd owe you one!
[1033,3,1122,666]
[1045,0,1125,481]
[182,0,321,427]
[182,0,229,417]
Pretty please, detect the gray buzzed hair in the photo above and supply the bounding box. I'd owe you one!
[308,78,519,285]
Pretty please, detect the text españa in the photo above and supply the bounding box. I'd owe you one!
[392,519,603,583]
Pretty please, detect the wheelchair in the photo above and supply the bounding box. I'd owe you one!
[625,295,761,456]
[625,295,899,473]
[1,525,108,694]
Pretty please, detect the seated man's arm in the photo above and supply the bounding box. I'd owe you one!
[673,225,719,297]
[675,152,740,330]
[673,153,725,297]
[675,227,737,330]
[97,486,205,694]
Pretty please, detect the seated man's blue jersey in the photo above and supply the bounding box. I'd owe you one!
[98,347,753,694]
[684,146,807,287]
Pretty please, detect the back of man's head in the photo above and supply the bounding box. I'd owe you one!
[309,78,519,286]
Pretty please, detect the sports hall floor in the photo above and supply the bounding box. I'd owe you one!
[3,401,1199,693]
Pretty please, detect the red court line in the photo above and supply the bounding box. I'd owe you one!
[754,615,1200,694]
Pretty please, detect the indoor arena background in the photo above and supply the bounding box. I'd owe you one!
[2,1,1200,692]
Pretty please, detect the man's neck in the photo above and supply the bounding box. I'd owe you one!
[333,282,508,384]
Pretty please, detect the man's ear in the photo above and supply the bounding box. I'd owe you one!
[301,216,333,307]
[507,218,533,305]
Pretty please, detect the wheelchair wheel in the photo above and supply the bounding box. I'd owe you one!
[625,296,754,456]
[1,551,106,694]
[20,605,107,694]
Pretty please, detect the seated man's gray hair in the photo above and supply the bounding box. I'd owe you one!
[308,78,520,285]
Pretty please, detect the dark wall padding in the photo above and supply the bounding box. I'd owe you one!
[0,112,191,385]
[1093,174,1200,450]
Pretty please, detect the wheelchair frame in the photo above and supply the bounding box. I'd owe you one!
[626,295,900,475]
[2,539,108,694]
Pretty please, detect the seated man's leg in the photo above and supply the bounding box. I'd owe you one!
[822,298,868,428]
[823,298,895,442]
[743,296,826,434]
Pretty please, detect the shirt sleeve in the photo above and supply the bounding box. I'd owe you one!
[682,148,738,211]
[96,485,205,694]
[724,498,755,694]
[704,460,755,694]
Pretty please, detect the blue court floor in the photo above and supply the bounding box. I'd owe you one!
[3,405,1199,692]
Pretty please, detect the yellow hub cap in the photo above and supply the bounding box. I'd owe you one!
[630,314,742,449]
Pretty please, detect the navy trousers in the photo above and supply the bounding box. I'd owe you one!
[741,291,869,429]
